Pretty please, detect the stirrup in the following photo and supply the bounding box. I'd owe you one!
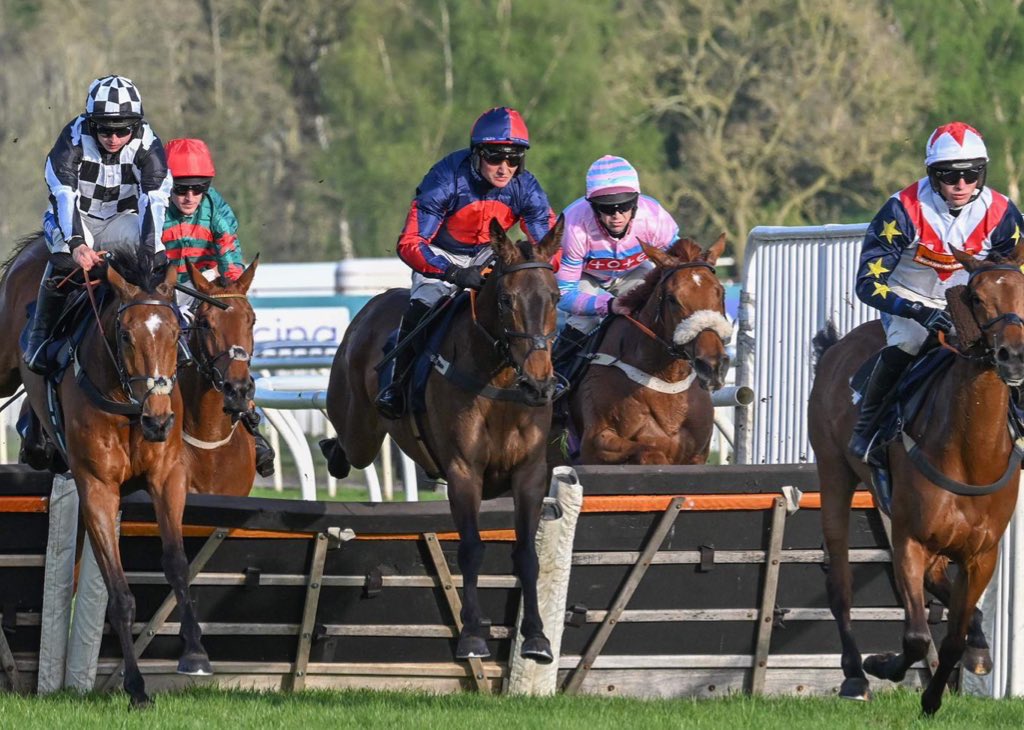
[375,386,404,420]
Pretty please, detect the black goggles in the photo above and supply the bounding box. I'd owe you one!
[479,148,525,166]
[92,123,137,138]
[592,200,637,216]
[934,167,984,185]
[172,183,210,196]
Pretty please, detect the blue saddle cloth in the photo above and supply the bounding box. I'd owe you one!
[18,288,106,384]
[377,293,470,415]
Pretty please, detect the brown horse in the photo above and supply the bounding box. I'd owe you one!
[178,259,259,496]
[560,235,731,465]
[0,233,48,399]
[15,251,210,707]
[808,245,1024,715]
[320,218,563,662]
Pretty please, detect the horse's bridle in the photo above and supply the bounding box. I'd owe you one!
[624,261,721,360]
[113,299,179,410]
[470,259,558,378]
[187,293,253,394]
[963,264,1024,367]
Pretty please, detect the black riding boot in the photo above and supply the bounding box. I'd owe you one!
[375,300,431,420]
[240,407,276,477]
[23,276,70,375]
[848,346,915,462]
[552,326,590,386]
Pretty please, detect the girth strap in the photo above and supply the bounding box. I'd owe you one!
[588,353,697,394]
[900,429,1024,496]
[430,353,534,403]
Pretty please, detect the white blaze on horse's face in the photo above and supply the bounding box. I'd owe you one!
[673,310,734,346]
[145,313,165,337]
[690,272,705,287]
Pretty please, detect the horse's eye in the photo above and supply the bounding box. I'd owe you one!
[119,330,132,346]
[970,292,982,306]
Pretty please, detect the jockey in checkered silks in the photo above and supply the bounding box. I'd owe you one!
[24,74,173,373]
[848,122,1024,461]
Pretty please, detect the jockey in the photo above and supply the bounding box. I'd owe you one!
[162,138,244,287]
[375,106,556,419]
[25,74,172,373]
[551,155,680,382]
[849,121,1024,461]
[163,138,275,478]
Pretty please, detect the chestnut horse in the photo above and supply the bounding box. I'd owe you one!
[0,233,48,399]
[559,235,731,465]
[15,251,210,707]
[178,259,259,496]
[320,219,563,662]
[808,245,1024,715]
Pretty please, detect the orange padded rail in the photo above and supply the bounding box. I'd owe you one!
[579,491,875,513]
[0,496,49,513]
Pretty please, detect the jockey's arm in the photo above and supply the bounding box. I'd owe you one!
[854,201,919,318]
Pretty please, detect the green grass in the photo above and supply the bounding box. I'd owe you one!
[2,687,1024,730]
[249,484,446,502]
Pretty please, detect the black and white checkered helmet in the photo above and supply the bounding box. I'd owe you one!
[85,75,144,124]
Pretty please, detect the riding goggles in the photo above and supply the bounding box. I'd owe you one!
[592,200,637,216]
[934,167,984,185]
[92,123,137,138]
[172,183,210,196]
[478,148,525,167]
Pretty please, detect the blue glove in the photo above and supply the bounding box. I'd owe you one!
[907,301,953,334]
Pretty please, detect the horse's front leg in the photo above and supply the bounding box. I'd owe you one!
[863,534,932,685]
[446,467,489,660]
[819,451,871,700]
[147,462,211,676]
[510,459,553,663]
[583,427,669,465]
[921,548,999,716]
[924,559,992,676]
[77,477,151,707]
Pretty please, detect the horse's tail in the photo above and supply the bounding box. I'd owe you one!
[811,319,841,373]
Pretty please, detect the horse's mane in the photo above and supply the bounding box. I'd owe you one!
[617,238,706,311]
[0,231,44,284]
[105,249,167,294]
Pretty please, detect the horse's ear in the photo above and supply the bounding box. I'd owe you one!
[157,263,178,300]
[236,254,259,294]
[946,285,982,348]
[641,241,674,268]
[489,218,516,265]
[1011,238,1024,266]
[703,233,727,265]
[106,263,140,301]
[186,259,213,295]
[534,215,564,261]
[952,247,983,273]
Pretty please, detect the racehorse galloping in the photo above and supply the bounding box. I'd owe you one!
[561,235,731,465]
[808,245,1024,715]
[178,259,259,496]
[321,219,563,663]
[15,252,210,707]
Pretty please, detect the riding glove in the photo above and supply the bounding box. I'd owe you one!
[442,264,487,291]
[906,301,953,334]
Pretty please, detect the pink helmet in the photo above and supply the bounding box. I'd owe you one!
[586,155,640,202]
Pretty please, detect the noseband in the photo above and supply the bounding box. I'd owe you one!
[470,259,557,378]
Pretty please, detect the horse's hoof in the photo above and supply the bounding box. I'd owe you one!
[318,438,351,479]
[520,636,554,664]
[456,634,490,660]
[862,652,896,680]
[129,693,153,710]
[963,646,993,675]
[177,653,213,676]
[838,677,871,701]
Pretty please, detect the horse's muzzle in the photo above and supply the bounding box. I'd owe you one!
[996,342,1024,386]
[221,376,256,415]
[141,413,175,442]
[517,375,557,406]
[693,353,731,391]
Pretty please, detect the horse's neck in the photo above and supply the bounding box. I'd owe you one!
[179,369,232,435]
[916,361,1012,462]
[607,304,691,378]
[79,305,123,394]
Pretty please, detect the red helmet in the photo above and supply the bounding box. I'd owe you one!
[165,138,216,180]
